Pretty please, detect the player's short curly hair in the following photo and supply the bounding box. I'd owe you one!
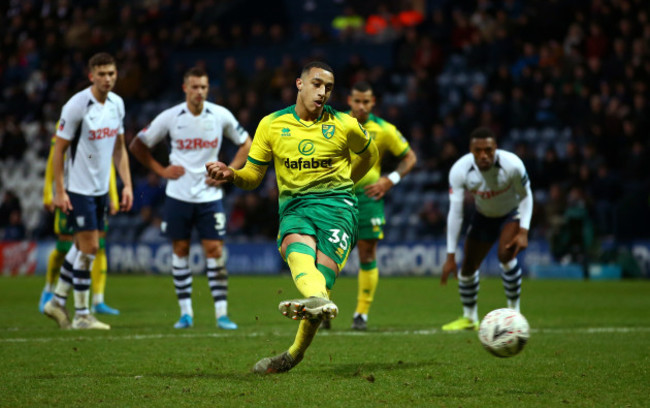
[88,52,116,69]
[470,127,497,141]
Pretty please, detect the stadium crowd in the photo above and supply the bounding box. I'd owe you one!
[1,0,649,264]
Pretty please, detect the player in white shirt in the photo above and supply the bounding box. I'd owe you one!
[130,67,251,330]
[441,127,533,331]
[44,53,133,330]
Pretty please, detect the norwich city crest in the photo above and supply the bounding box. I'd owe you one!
[322,124,335,139]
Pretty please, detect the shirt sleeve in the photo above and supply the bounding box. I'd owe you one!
[247,115,273,165]
[42,136,56,205]
[386,125,410,158]
[446,161,466,253]
[348,119,372,154]
[221,108,249,145]
[118,97,125,135]
[137,110,170,147]
[512,156,533,229]
[56,97,83,141]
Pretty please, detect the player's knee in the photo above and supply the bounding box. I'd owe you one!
[173,242,190,257]
[359,251,375,264]
[497,250,515,264]
[77,252,95,270]
[204,243,222,258]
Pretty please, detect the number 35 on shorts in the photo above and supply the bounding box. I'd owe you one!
[328,229,349,250]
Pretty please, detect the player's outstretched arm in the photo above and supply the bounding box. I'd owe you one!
[442,191,464,285]
[52,137,73,214]
[505,227,529,258]
[206,160,267,190]
[207,136,254,187]
[228,136,253,170]
[365,148,417,200]
[441,253,458,286]
[113,133,133,212]
[506,170,533,257]
[351,140,379,184]
[129,137,185,180]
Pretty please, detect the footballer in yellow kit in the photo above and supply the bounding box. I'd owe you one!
[345,81,417,331]
[251,103,373,273]
[206,61,378,374]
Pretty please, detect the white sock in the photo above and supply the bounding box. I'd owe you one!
[73,252,94,316]
[508,298,520,312]
[179,298,193,317]
[500,258,522,313]
[459,271,479,322]
[215,300,227,319]
[54,245,79,302]
[93,293,104,305]
[172,254,193,317]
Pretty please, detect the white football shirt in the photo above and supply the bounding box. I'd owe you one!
[446,149,533,253]
[137,101,249,203]
[56,87,125,196]
[448,150,530,217]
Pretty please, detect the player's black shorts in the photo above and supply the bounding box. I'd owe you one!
[67,191,108,232]
[466,208,519,243]
[162,196,226,241]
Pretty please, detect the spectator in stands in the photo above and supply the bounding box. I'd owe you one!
[0,191,22,229]
[2,0,650,246]
[3,209,26,241]
[0,117,27,161]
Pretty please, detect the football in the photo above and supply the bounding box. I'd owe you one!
[478,308,530,358]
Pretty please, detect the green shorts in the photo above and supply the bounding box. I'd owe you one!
[54,208,74,236]
[54,208,109,236]
[356,193,385,240]
[277,197,358,270]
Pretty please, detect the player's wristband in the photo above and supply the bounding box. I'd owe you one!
[387,171,401,185]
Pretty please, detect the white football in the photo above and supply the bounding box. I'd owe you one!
[478,308,530,358]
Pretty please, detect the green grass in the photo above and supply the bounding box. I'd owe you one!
[1,275,648,407]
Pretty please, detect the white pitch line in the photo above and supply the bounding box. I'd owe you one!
[1,326,649,343]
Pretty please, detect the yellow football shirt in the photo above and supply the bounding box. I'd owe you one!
[352,113,410,192]
[248,105,372,213]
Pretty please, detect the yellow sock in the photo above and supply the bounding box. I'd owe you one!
[91,248,107,300]
[355,261,379,315]
[286,243,327,298]
[45,249,66,287]
[288,318,321,359]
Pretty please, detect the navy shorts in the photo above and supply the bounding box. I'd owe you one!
[467,208,519,243]
[67,191,107,232]
[162,196,226,241]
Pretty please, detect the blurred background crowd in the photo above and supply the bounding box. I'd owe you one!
[1,0,649,266]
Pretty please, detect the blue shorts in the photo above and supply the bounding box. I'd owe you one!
[467,208,519,243]
[162,196,226,241]
[67,192,108,232]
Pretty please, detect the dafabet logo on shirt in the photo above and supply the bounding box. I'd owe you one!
[284,139,332,170]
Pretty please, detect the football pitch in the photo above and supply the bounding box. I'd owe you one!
[1,275,648,407]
